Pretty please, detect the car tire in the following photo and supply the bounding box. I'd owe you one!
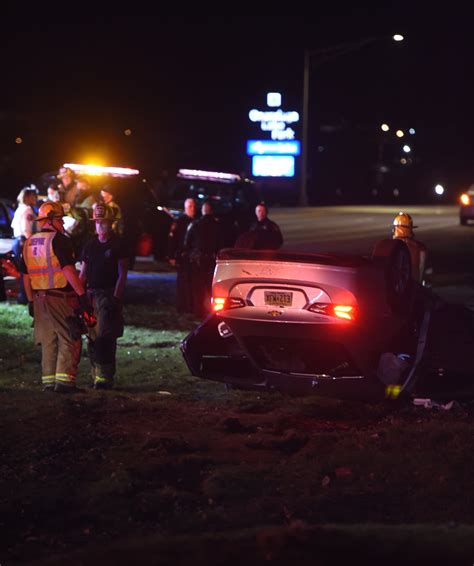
[372,238,413,313]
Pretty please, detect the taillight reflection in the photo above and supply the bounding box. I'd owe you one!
[461,193,470,206]
[212,297,245,312]
[308,302,356,321]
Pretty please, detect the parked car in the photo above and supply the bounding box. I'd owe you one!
[0,197,15,255]
[37,165,157,263]
[459,186,474,225]
[36,166,261,262]
[151,169,261,253]
[0,198,18,300]
[181,239,439,400]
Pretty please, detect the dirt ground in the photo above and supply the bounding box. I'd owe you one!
[3,387,474,565]
[3,266,474,565]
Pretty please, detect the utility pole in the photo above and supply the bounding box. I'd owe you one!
[299,49,310,207]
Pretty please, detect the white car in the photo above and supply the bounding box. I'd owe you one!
[0,198,15,255]
[181,239,434,400]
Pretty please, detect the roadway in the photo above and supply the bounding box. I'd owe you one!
[270,204,474,304]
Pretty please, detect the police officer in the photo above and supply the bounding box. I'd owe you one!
[167,197,197,313]
[79,203,129,389]
[248,202,283,250]
[22,201,94,393]
[392,212,432,286]
[184,199,222,318]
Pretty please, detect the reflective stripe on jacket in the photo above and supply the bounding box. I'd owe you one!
[23,231,67,290]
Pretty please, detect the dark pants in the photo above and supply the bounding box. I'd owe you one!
[13,237,27,304]
[87,288,124,386]
[0,262,6,302]
[189,256,215,319]
[176,259,193,314]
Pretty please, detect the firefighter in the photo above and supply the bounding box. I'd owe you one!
[22,201,94,393]
[184,199,222,318]
[98,186,123,236]
[167,197,197,313]
[79,203,129,389]
[392,211,432,286]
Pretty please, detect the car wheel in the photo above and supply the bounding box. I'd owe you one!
[372,239,413,313]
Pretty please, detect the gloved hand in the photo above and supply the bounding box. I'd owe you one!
[78,294,97,328]
[28,301,34,318]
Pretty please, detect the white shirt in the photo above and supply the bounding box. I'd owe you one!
[11,204,36,238]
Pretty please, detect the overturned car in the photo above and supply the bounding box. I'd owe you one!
[181,239,436,400]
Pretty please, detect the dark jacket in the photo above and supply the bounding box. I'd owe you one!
[167,214,194,262]
[184,214,222,264]
[248,217,283,250]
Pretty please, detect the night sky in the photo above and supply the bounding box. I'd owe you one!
[1,6,473,202]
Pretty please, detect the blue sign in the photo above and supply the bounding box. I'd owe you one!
[252,155,295,178]
[246,140,301,156]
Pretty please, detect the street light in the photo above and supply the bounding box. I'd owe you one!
[299,34,404,206]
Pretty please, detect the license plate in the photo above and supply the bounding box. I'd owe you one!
[264,291,293,307]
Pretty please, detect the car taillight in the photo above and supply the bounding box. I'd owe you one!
[461,193,470,206]
[212,297,246,312]
[308,302,357,321]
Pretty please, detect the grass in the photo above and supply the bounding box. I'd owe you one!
[0,300,199,394]
[3,297,474,565]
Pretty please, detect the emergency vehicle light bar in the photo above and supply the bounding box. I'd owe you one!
[63,163,140,177]
[177,169,241,183]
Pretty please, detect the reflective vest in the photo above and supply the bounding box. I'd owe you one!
[23,231,67,290]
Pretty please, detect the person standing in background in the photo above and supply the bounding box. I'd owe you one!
[80,203,129,389]
[57,167,79,207]
[167,197,197,313]
[392,211,432,286]
[184,199,222,318]
[11,186,38,304]
[99,186,123,236]
[248,202,283,250]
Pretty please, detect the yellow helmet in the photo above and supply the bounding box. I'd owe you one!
[37,201,65,221]
[392,211,415,238]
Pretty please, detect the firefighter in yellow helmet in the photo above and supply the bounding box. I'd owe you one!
[392,212,432,286]
[21,201,95,393]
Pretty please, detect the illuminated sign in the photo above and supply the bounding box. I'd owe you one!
[267,92,281,107]
[247,140,300,156]
[248,92,299,141]
[248,109,299,140]
[247,93,300,179]
[252,156,295,178]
